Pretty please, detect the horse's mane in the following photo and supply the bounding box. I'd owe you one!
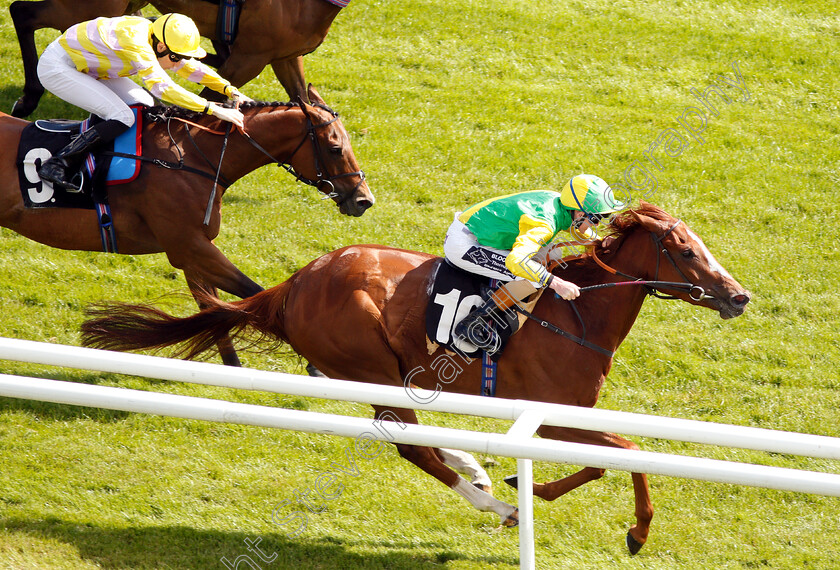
[141,100,300,123]
[598,201,671,248]
[552,201,673,280]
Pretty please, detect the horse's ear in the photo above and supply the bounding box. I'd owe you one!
[307,84,325,106]
[295,95,313,119]
[630,209,670,233]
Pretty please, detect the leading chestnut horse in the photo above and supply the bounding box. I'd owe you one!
[80,203,750,553]
[1,85,373,365]
[9,0,346,117]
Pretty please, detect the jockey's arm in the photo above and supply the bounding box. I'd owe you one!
[175,59,247,100]
[505,214,580,300]
[505,215,555,286]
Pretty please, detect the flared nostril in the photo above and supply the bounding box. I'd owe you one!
[731,292,751,308]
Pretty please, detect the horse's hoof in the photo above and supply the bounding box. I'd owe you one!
[473,482,492,494]
[305,363,328,378]
[502,509,519,527]
[626,531,644,555]
[10,97,34,118]
[503,475,518,490]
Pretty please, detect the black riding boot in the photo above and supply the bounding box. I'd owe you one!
[37,119,128,193]
[453,296,504,354]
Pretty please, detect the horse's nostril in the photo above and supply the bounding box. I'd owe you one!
[357,198,374,212]
[731,293,750,307]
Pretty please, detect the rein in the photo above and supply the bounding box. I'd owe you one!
[585,220,710,302]
[237,103,366,205]
[510,301,615,358]
[512,219,712,358]
[109,104,366,221]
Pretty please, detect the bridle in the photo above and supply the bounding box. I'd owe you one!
[587,219,711,302]
[237,102,366,205]
[510,219,712,358]
[117,103,366,225]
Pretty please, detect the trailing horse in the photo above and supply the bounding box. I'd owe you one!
[9,0,346,117]
[1,85,373,365]
[81,203,750,553]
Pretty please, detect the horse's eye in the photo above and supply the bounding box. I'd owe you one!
[682,248,695,259]
[329,146,343,155]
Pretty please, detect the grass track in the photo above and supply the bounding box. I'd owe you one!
[0,0,838,568]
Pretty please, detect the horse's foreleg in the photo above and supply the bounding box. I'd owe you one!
[184,279,242,367]
[529,425,653,554]
[271,57,308,102]
[437,448,493,493]
[168,238,263,300]
[170,239,263,367]
[373,406,517,526]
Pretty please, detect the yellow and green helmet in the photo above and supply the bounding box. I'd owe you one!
[560,174,623,219]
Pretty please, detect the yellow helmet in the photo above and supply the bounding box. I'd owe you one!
[152,13,206,58]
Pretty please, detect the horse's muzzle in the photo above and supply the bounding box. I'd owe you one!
[336,181,375,217]
[718,290,751,319]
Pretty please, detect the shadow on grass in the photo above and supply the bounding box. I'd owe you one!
[0,516,518,569]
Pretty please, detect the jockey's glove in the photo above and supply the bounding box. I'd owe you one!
[209,103,245,129]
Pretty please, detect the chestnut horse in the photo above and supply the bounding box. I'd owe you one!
[80,203,750,553]
[1,85,373,365]
[9,0,345,117]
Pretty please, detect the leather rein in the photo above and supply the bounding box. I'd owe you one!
[511,219,713,358]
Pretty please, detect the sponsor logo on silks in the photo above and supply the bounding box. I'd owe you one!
[463,246,508,275]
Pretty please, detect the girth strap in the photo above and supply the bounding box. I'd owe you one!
[101,151,232,188]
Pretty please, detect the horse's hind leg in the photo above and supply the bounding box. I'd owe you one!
[506,425,653,554]
[198,51,265,102]
[9,0,129,117]
[373,406,517,526]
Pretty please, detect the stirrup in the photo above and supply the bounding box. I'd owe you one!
[38,159,78,191]
[454,310,501,354]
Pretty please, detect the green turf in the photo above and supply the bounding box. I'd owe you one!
[0,0,838,568]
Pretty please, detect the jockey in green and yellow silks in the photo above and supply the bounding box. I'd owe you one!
[443,174,622,355]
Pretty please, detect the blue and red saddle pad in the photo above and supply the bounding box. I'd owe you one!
[425,259,526,397]
[16,106,143,253]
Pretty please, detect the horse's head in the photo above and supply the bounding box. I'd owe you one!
[288,86,374,217]
[605,202,751,319]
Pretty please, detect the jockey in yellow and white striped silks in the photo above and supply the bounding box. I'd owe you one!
[36,14,249,192]
[57,16,238,115]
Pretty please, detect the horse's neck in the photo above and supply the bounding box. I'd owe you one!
[226,107,307,181]
[544,230,654,353]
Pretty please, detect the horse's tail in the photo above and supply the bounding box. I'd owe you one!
[80,281,293,359]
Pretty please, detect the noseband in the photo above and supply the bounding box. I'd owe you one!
[240,103,366,205]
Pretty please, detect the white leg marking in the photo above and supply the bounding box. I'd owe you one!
[439,448,492,490]
[452,477,517,523]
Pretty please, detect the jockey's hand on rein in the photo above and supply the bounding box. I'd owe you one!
[550,278,581,301]
[230,88,253,103]
[209,103,245,129]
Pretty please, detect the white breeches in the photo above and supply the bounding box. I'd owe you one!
[38,41,154,127]
[443,213,545,291]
